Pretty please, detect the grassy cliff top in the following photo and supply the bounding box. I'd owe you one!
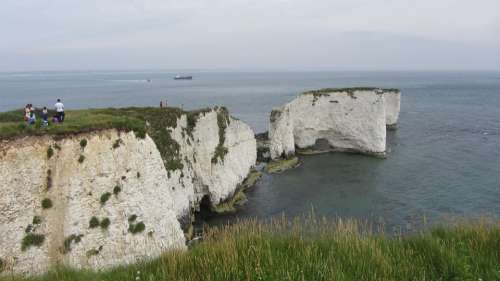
[303,87,400,96]
[0,106,224,172]
[0,107,212,140]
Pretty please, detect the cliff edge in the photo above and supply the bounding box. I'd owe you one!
[0,107,256,275]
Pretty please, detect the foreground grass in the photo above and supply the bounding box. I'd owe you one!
[2,216,499,281]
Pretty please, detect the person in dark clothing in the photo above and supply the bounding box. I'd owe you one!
[41,107,49,127]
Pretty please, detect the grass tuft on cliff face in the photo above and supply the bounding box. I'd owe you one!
[211,107,230,164]
[4,216,500,281]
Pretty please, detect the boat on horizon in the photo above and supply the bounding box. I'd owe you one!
[174,75,193,80]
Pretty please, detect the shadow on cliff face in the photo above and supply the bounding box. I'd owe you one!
[193,195,215,236]
[313,138,331,151]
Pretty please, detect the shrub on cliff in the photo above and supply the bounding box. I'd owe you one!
[89,217,99,229]
[79,139,87,149]
[46,147,54,159]
[100,218,111,229]
[100,192,112,205]
[77,155,85,163]
[41,198,52,209]
[128,221,145,234]
[21,233,45,251]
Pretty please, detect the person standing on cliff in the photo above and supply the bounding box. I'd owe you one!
[54,99,65,123]
[24,104,30,122]
[41,106,49,127]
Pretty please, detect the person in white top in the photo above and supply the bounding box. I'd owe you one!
[54,99,65,122]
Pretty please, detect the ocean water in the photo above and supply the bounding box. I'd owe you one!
[1,70,499,230]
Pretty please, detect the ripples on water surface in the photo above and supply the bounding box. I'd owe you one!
[1,70,499,229]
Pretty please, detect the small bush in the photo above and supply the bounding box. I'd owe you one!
[100,192,112,205]
[89,217,99,228]
[41,198,53,209]
[54,143,61,150]
[46,169,52,190]
[80,139,87,149]
[128,214,137,223]
[21,233,45,251]
[62,234,83,254]
[134,129,146,139]
[129,221,146,234]
[32,216,42,225]
[78,155,85,163]
[0,258,4,273]
[86,249,100,258]
[113,185,121,195]
[47,146,54,159]
[100,218,111,229]
[25,224,33,234]
[137,172,141,178]
[112,139,123,149]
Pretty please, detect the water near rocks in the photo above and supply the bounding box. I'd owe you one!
[2,70,499,230]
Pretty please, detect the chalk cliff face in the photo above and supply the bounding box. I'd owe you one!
[269,89,401,159]
[384,90,401,129]
[0,108,256,276]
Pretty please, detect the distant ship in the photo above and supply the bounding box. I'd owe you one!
[174,75,193,80]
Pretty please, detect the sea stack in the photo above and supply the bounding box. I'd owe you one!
[269,88,401,159]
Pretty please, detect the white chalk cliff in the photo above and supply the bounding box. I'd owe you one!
[269,88,401,159]
[0,108,256,276]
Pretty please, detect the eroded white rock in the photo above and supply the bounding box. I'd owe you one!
[269,88,401,159]
[0,108,256,276]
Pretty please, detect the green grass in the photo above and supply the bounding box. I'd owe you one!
[128,221,146,234]
[100,218,111,229]
[46,147,54,159]
[265,156,300,174]
[32,216,42,225]
[303,87,400,95]
[211,190,248,214]
[211,107,230,164]
[88,217,99,229]
[62,234,83,254]
[79,139,87,149]
[112,185,121,195]
[0,107,217,172]
[99,192,112,205]
[4,216,499,281]
[20,233,45,251]
[41,198,52,209]
[77,155,85,163]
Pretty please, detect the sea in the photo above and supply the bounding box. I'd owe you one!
[1,70,499,231]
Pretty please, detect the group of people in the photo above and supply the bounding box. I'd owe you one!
[24,99,65,126]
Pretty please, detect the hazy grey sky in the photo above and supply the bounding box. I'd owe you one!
[2,0,499,71]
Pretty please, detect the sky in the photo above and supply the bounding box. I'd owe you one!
[1,0,499,72]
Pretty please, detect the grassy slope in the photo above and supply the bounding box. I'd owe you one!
[0,107,215,172]
[0,107,181,139]
[2,217,499,281]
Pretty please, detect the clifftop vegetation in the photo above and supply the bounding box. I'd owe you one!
[302,87,400,96]
[0,106,227,171]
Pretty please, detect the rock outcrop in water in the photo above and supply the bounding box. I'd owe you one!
[0,107,256,276]
[269,88,401,159]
